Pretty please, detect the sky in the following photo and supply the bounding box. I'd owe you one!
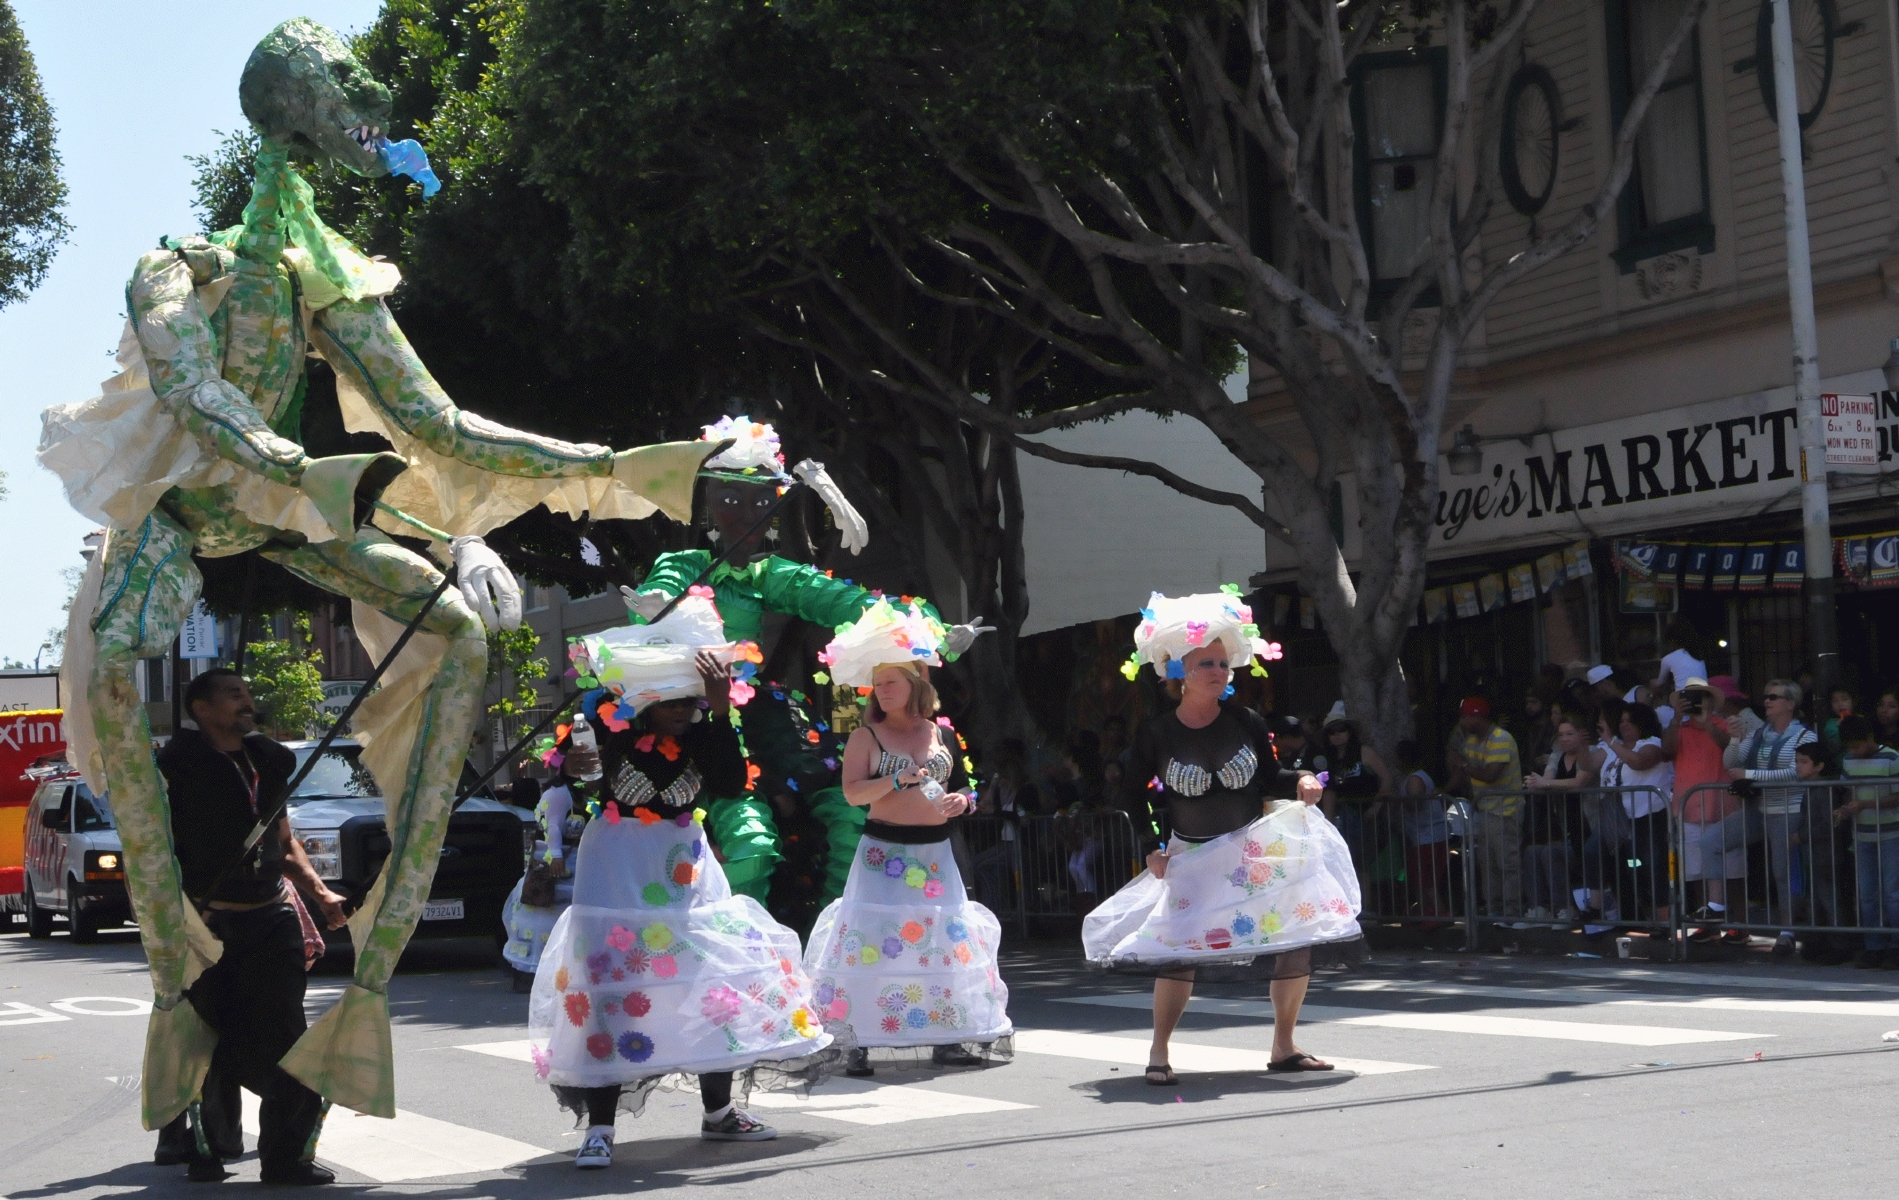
[0,1,383,667]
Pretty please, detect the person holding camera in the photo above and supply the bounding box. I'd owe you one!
[1664,680,1742,943]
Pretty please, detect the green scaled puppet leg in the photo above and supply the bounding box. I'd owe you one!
[706,795,782,902]
[264,526,487,1117]
[84,513,222,1130]
[807,786,866,908]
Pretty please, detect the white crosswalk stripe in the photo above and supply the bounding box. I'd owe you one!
[454,1040,1033,1126]
[1054,992,1772,1046]
[1322,978,1899,1017]
[1012,1028,1432,1075]
[240,1091,550,1183]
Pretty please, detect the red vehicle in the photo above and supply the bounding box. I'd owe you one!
[1,710,66,927]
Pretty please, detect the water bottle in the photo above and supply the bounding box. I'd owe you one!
[567,719,603,782]
[918,776,946,804]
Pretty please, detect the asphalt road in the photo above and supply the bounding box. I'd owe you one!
[3,921,1898,1199]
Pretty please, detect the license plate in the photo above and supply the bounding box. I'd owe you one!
[422,898,465,922]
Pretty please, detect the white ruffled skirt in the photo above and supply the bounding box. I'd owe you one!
[803,826,1013,1058]
[1083,802,1365,974]
[528,811,838,1116]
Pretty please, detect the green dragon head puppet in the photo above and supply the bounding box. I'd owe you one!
[212,19,438,302]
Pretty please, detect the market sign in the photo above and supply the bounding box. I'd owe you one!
[1421,369,1897,559]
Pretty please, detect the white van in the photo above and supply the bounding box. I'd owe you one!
[21,767,128,940]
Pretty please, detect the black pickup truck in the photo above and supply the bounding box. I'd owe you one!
[282,740,533,945]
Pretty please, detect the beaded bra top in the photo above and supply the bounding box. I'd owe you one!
[871,727,955,782]
[610,760,703,813]
[1161,743,1259,797]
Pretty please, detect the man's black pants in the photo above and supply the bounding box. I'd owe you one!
[184,902,323,1172]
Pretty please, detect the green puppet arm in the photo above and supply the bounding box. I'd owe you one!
[128,250,309,487]
[311,298,709,522]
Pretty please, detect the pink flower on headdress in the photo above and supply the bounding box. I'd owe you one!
[1185,621,1209,646]
[729,680,756,706]
[1260,641,1285,662]
[1236,606,1253,623]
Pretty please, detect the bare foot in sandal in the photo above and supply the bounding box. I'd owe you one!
[1144,1064,1178,1086]
[1267,1050,1333,1072]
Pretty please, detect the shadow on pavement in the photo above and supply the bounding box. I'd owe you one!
[1074,1069,1354,1105]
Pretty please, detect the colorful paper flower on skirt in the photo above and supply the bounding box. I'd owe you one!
[617,1031,655,1063]
[586,1032,614,1059]
[565,992,591,1025]
[883,856,907,879]
[1232,914,1257,937]
[652,954,679,978]
[900,921,926,944]
[701,985,743,1026]
[607,926,636,952]
[923,879,944,899]
[642,923,674,951]
[624,991,652,1017]
[791,1008,818,1037]
[531,1045,551,1079]
[860,945,882,964]
[881,936,903,957]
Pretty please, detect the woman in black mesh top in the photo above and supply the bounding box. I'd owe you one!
[1084,592,1365,1086]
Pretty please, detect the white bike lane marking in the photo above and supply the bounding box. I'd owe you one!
[239,1092,551,1183]
[0,995,152,1025]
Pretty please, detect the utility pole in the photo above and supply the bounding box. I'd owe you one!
[1771,0,1839,703]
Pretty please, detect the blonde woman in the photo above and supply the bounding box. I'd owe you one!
[803,602,1014,1076]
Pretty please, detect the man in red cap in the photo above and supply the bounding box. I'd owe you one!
[1447,696,1524,920]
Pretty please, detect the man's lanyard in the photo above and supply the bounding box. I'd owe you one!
[227,749,260,816]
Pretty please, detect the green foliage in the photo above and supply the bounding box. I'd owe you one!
[0,0,68,309]
[486,623,546,720]
[245,613,329,738]
[187,128,260,234]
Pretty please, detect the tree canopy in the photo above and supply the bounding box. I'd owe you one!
[0,0,68,308]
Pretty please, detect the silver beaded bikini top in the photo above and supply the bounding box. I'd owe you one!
[610,760,703,811]
[1162,743,1259,796]
[873,732,955,783]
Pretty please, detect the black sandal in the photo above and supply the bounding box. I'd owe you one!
[1144,1064,1178,1086]
[1267,1051,1334,1072]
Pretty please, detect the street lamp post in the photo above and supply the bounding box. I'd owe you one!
[1770,0,1839,703]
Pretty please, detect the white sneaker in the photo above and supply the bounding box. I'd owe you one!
[575,1127,613,1169]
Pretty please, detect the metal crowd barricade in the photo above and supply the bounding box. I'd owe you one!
[1333,792,1471,946]
[1391,785,1675,945]
[959,810,1145,935]
[1675,778,1899,953]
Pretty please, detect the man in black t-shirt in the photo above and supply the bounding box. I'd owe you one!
[151,669,347,1186]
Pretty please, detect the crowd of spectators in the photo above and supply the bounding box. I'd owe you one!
[968,627,1899,967]
[1270,639,1899,966]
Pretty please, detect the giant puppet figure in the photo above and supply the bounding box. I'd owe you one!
[36,20,714,1128]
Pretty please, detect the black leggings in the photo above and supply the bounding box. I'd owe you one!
[584,1073,732,1126]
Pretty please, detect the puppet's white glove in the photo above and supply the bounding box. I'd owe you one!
[619,585,672,622]
[791,458,869,555]
[944,617,997,658]
[451,536,521,632]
